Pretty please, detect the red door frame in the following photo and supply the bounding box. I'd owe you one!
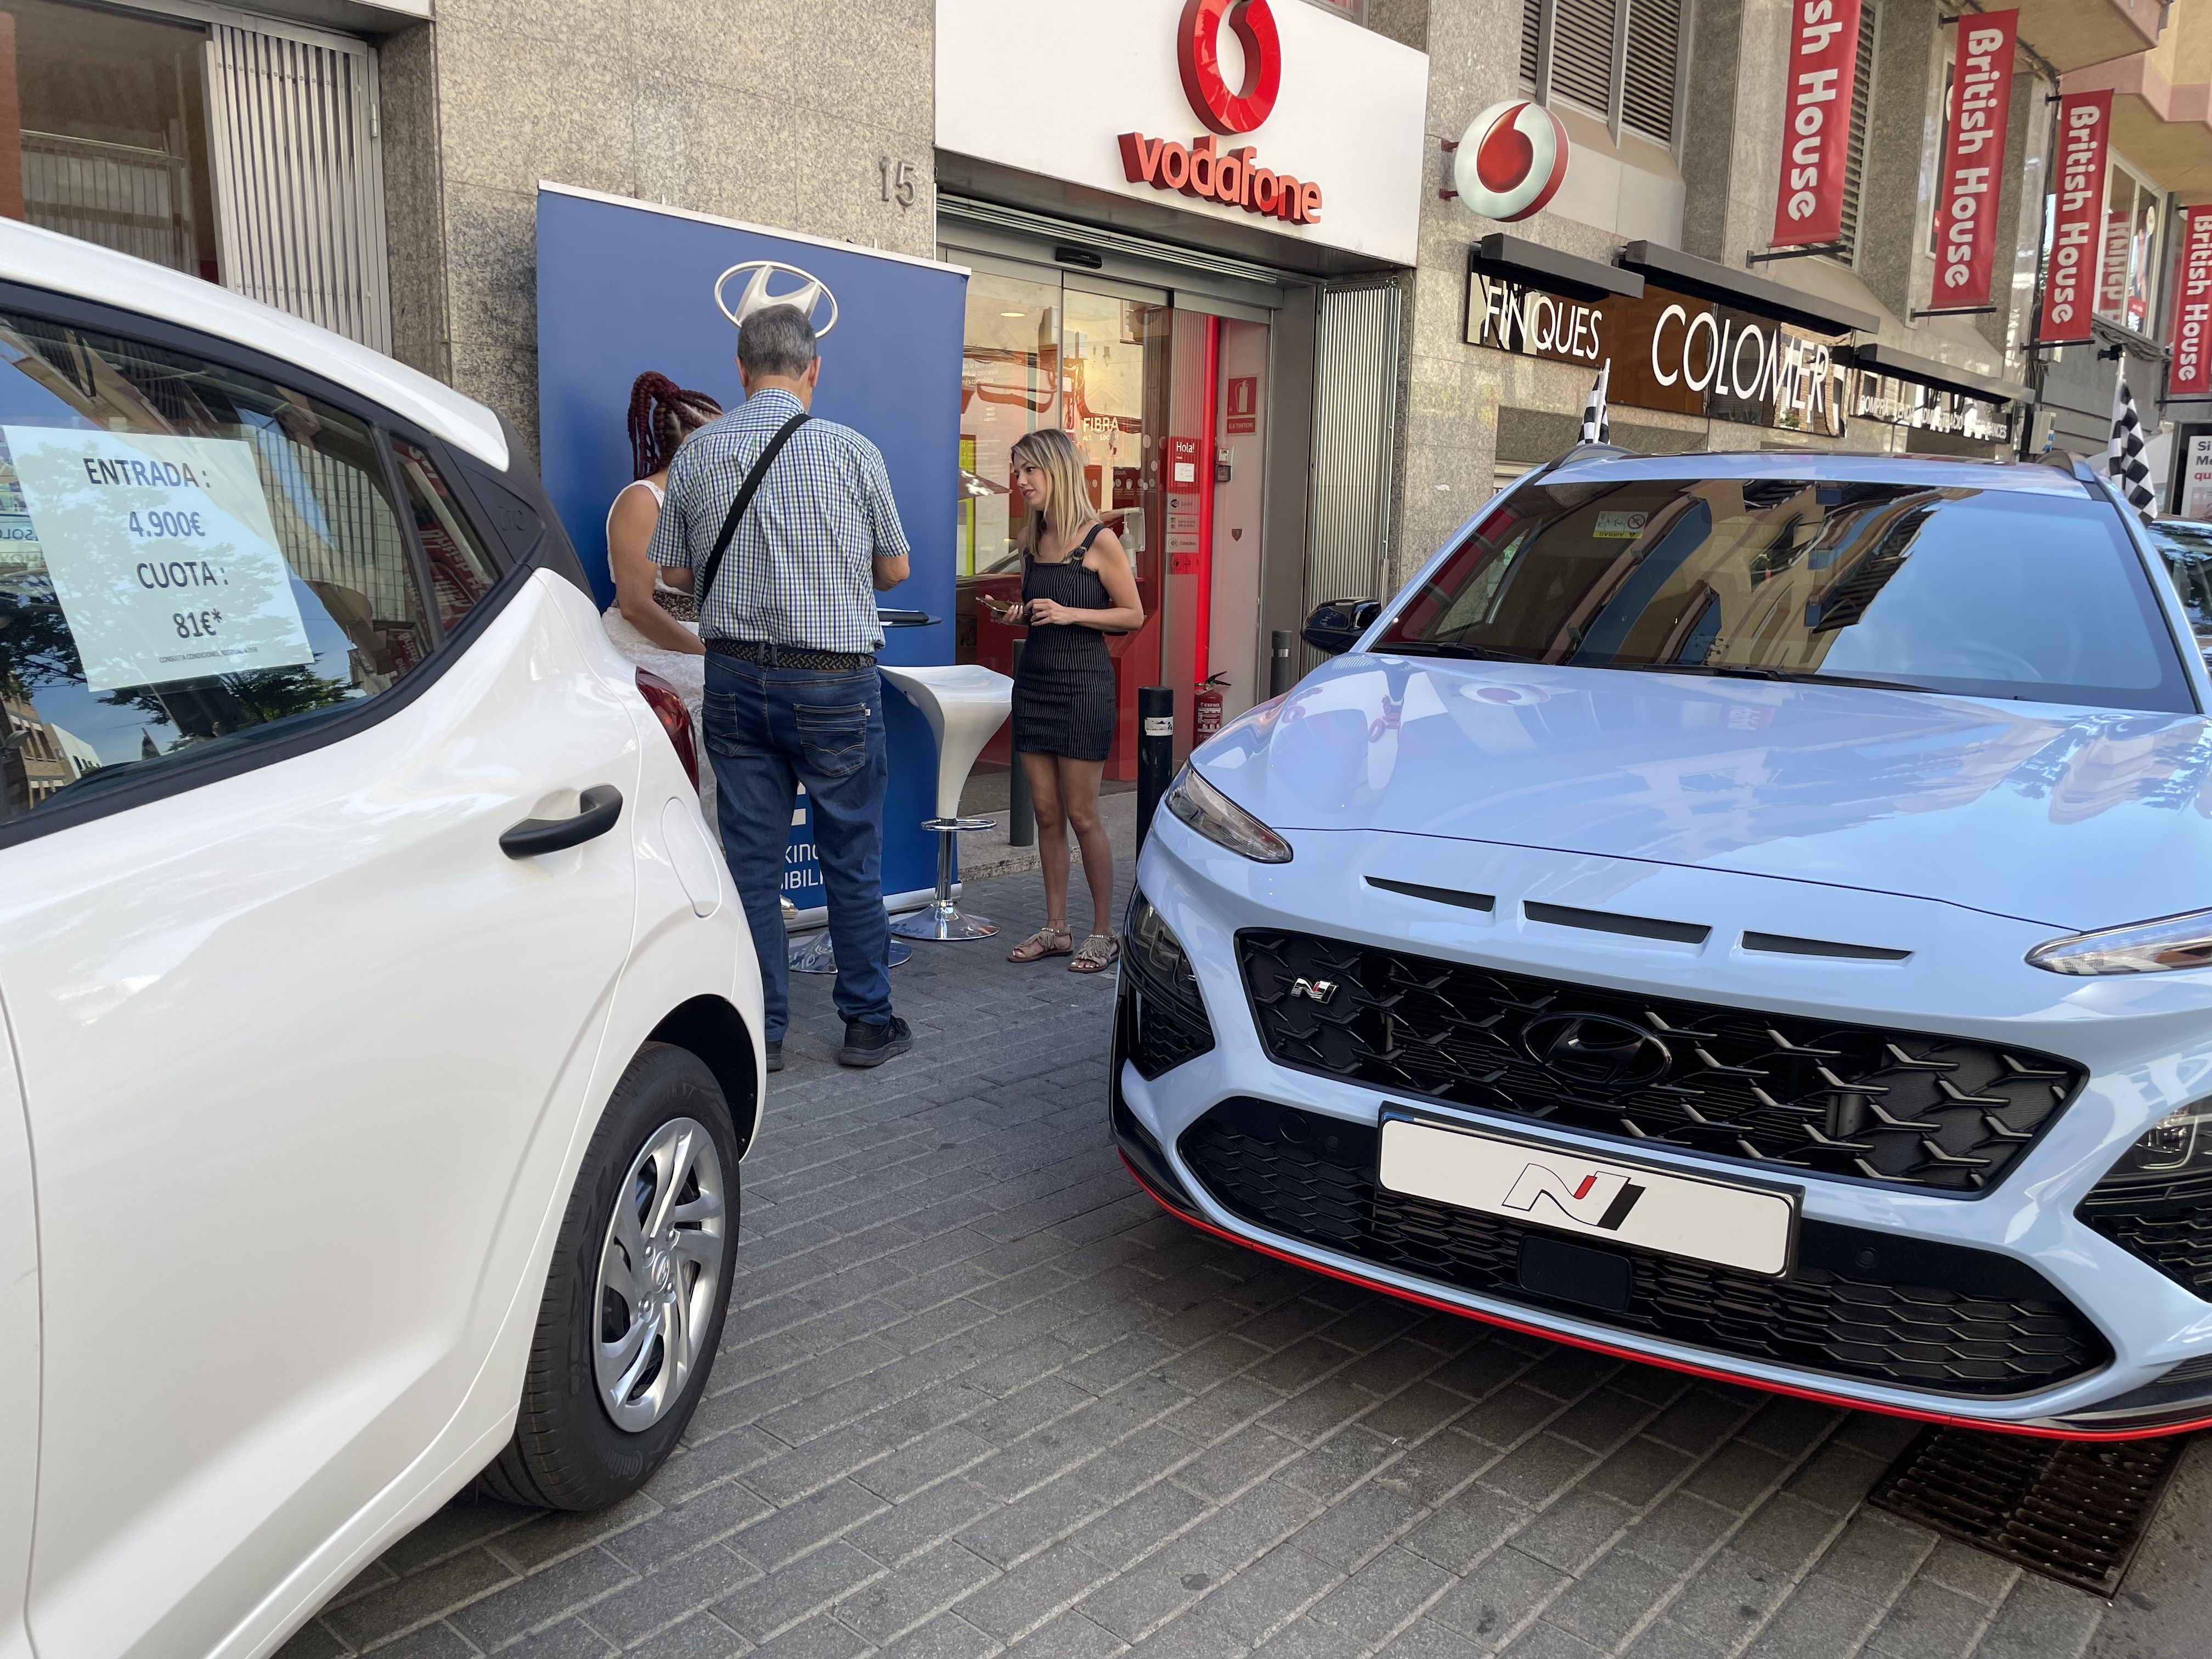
[1194,314,1221,688]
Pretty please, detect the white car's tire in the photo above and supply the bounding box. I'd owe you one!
[479,1042,738,1509]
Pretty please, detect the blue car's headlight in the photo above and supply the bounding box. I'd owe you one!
[2027,909,2212,975]
[1164,766,1292,864]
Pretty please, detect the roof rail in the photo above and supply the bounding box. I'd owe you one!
[2033,449,2105,489]
[1524,440,1638,488]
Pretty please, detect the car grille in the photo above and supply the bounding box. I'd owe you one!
[2078,1168,2212,1301]
[1178,1097,2107,1397]
[1120,892,1214,1080]
[1238,931,2084,1194]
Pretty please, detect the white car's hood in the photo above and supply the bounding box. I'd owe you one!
[1197,655,2212,932]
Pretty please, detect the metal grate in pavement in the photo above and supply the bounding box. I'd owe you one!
[1866,1425,2191,1596]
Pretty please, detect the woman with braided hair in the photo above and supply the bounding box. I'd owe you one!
[603,371,725,766]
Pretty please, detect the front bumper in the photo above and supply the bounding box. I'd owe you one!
[1118,815,2212,1438]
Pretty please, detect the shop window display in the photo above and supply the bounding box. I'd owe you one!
[952,264,1169,778]
[2098,156,2163,335]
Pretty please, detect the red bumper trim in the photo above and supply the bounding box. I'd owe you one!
[1116,1151,2212,1443]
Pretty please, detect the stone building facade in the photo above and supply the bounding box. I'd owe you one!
[2,0,2193,712]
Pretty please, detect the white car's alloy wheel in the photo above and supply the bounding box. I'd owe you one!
[483,1042,740,1509]
[595,1116,727,1431]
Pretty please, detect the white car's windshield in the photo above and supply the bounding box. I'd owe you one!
[1374,477,2193,714]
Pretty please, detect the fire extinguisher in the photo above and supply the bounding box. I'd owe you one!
[1194,673,1229,739]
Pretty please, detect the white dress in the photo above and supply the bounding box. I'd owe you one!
[602,479,715,821]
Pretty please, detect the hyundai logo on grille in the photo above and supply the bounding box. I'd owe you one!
[1289,978,1338,1004]
[714,260,840,337]
[1522,1012,1673,1088]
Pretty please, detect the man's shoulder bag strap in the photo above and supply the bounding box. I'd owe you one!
[696,410,809,612]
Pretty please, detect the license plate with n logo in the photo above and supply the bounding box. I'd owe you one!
[1376,1110,1798,1277]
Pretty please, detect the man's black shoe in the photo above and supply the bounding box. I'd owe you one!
[765,1041,783,1074]
[838,1015,912,1069]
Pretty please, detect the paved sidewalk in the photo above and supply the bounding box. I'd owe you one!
[281,862,2146,1659]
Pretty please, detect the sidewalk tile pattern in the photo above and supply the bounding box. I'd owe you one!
[279,866,2109,1659]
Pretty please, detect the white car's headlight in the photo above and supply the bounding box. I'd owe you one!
[1164,766,1293,864]
[2027,909,2212,975]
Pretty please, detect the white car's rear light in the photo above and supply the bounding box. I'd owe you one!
[2027,909,2212,975]
[634,669,700,792]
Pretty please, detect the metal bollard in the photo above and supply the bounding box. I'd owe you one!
[1007,640,1035,847]
[1136,686,1175,849]
[1269,629,1295,698]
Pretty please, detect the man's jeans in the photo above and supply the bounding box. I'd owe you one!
[703,653,894,1043]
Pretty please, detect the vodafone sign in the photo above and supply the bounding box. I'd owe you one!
[936,0,1429,264]
[1453,101,1570,223]
[1120,2,1322,228]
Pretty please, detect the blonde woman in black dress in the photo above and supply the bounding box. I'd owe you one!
[994,428,1145,972]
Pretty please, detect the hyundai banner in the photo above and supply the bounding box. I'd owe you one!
[2040,91,2111,347]
[2174,207,2212,399]
[1769,0,1865,250]
[1928,11,2018,311]
[534,183,969,910]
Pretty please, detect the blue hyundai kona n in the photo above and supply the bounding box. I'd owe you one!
[1115,448,2212,1440]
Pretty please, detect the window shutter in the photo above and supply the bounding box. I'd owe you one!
[1621,0,1683,144]
[1306,284,1402,618]
[1835,3,1880,257]
[1550,0,1617,115]
[203,25,391,352]
[1520,0,1543,87]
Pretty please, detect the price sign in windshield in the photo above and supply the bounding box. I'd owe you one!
[3,427,315,692]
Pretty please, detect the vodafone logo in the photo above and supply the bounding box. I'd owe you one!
[1453,99,1570,223]
[1178,0,1282,135]
[1120,0,1321,228]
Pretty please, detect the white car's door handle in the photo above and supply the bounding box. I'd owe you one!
[499,785,624,859]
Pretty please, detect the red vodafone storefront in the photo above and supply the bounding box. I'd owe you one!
[932,0,1427,777]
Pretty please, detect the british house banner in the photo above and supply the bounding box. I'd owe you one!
[1769,0,1865,249]
[2171,207,2212,397]
[1929,11,2018,310]
[2040,90,2111,346]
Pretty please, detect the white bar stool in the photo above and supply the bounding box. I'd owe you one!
[882,663,1013,943]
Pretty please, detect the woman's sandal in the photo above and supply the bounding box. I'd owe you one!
[1069,934,1121,974]
[1007,926,1073,963]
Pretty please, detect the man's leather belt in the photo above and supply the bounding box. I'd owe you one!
[704,638,877,672]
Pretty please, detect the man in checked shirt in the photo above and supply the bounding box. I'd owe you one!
[650,304,913,1074]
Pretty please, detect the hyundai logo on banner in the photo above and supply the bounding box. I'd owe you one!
[714,261,840,338]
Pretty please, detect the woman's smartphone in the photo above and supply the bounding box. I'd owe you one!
[980,595,1019,620]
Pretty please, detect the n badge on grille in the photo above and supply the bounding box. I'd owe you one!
[1502,1161,1646,1232]
[1289,978,1338,1003]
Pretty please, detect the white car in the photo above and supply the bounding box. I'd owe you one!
[1119,448,2212,1442]
[0,221,761,1659]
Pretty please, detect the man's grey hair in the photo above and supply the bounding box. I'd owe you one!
[737,304,819,380]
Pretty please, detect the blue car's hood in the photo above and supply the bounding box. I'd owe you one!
[1196,655,2212,932]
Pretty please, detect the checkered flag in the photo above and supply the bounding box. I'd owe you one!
[2109,377,2157,523]
[1580,362,1611,445]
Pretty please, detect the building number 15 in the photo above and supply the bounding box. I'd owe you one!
[877,157,917,210]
